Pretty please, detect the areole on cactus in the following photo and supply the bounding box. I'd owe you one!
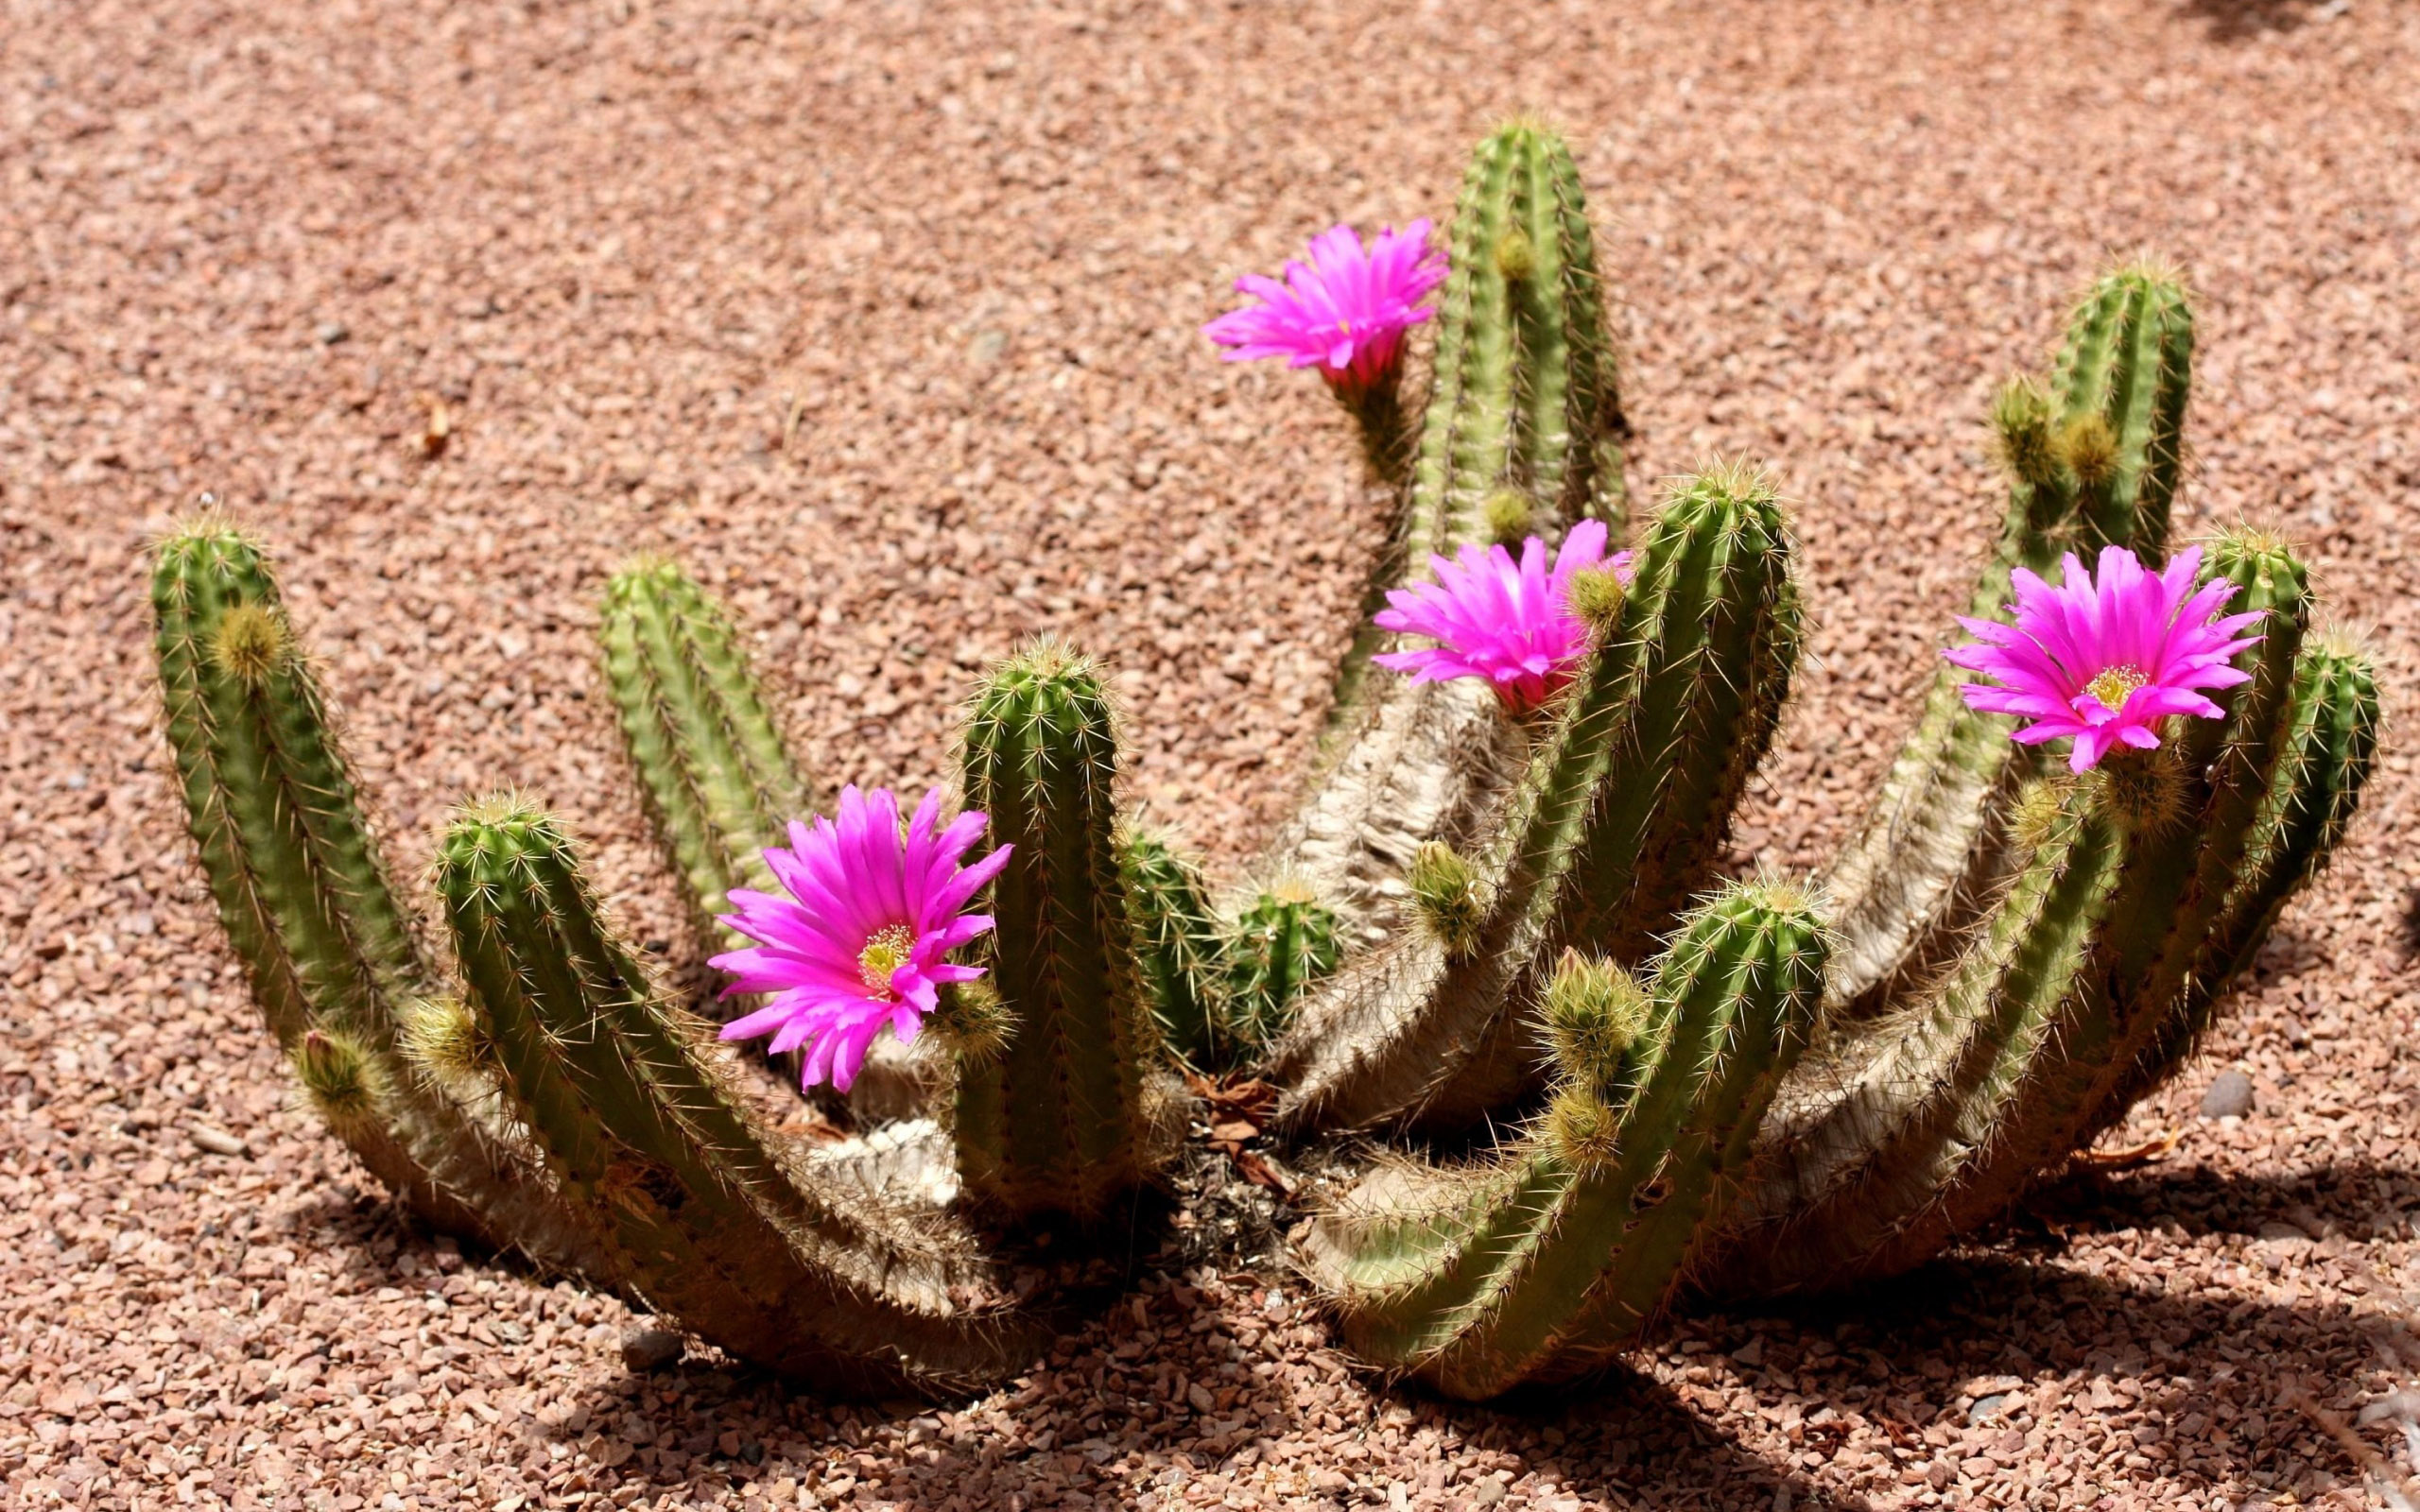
[151,120,2377,1405]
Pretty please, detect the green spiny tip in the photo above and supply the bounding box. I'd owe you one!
[1566,564,1627,633]
[209,603,290,685]
[2090,747,2188,835]
[398,995,493,1095]
[1542,1080,1622,1172]
[932,980,1017,1068]
[1494,226,1536,284]
[1990,373,2059,490]
[1540,950,1651,1088]
[1483,487,1537,546]
[2057,412,2119,488]
[294,1028,384,1141]
[1408,840,1486,959]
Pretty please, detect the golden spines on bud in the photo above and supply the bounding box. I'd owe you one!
[209,603,290,685]
[1409,841,1487,959]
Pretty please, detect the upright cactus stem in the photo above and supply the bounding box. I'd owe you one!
[151,520,603,1273]
[599,558,810,940]
[1285,119,1633,946]
[1271,463,1801,1133]
[951,643,1184,1223]
[1305,882,1826,1400]
[1821,262,2195,1020]
[1117,828,1232,1068]
[436,800,1043,1396]
[1222,883,1341,1057]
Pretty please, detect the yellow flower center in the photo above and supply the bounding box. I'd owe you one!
[2083,663,2148,712]
[856,924,915,996]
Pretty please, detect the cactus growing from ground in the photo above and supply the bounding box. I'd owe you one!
[151,123,2378,1406]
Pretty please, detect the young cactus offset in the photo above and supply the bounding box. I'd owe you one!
[1305,882,1826,1400]
[436,799,1044,1395]
[151,521,606,1275]
[950,643,1186,1223]
[1222,882,1342,1057]
[1280,119,1634,951]
[1117,828,1233,1067]
[1271,464,1802,1133]
[1822,265,2195,1018]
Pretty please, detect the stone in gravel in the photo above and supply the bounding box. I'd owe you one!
[1967,1393,2009,1424]
[188,1124,248,1157]
[620,1324,684,1372]
[2201,1070,2256,1120]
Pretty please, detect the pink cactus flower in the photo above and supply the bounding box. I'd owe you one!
[1945,544,2265,774]
[711,785,1011,1092]
[1372,520,1633,713]
[1201,220,1447,402]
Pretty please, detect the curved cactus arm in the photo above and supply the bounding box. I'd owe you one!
[1270,465,1800,1134]
[1304,883,1824,1400]
[1713,537,2365,1295]
[151,520,608,1274]
[1282,120,1633,950]
[949,643,1187,1224]
[435,799,1046,1397]
[1822,265,2195,1019]
[597,558,925,1120]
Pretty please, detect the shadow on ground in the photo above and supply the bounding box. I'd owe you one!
[2175,0,2340,42]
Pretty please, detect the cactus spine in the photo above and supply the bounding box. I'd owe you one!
[1118,828,1235,1067]
[151,523,604,1272]
[1271,464,1801,1133]
[950,644,1183,1222]
[1306,883,1825,1400]
[436,801,1042,1394]
[1222,883,1342,1057]
[1288,121,1632,949]
[1821,266,2196,1018]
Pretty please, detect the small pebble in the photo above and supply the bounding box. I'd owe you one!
[188,1124,249,1158]
[620,1324,684,1372]
[2201,1070,2256,1120]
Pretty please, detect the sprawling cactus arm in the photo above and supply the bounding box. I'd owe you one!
[151,523,606,1272]
[951,644,1184,1222]
[1269,466,1800,1134]
[436,800,1044,1396]
[596,560,923,1120]
[1821,265,2195,1019]
[1116,828,1232,1067]
[1282,121,1632,947]
[1221,883,1341,1058]
[1305,884,1824,1400]
[599,558,809,939]
[1714,541,2343,1295]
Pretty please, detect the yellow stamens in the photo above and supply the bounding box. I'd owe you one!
[2083,663,2147,712]
[856,924,915,996]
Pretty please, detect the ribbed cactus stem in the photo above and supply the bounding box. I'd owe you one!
[1117,829,1231,1068]
[1271,465,1801,1133]
[436,799,1042,1396]
[951,643,1183,1222]
[596,559,922,1119]
[1715,539,2355,1295]
[1821,264,2195,1019]
[1305,883,1825,1400]
[599,558,810,938]
[151,522,601,1271]
[1285,120,1632,947]
[1223,883,1341,1056]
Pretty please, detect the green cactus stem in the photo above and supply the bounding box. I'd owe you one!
[1117,828,1232,1068]
[1222,882,1342,1057]
[1821,264,2195,1020]
[436,798,1044,1396]
[151,520,605,1273]
[1270,464,1800,1134]
[1289,119,1633,951]
[950,643,1184,1223]
[1713,534,2374,1296]
[1305,882,1825,1400]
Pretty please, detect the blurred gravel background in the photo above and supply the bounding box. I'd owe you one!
[5,0,2419,1506]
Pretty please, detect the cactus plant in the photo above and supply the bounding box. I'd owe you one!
[151,123,2378,1409]
[948,643,1186,1224]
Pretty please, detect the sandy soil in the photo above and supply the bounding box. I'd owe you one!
[6,0,2420,1506]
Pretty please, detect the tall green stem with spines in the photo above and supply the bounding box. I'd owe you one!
[1270,465,1801,1133]
[1822,264,2196,1019]
[1117,829,1232,1068]
[1305,882,1824,1400]
[151,521,604,1273]
[436,799,1044,1396]
[1288,120,1633,947]
[951,644,1184,1223]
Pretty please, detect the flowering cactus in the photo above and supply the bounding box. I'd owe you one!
[153,123,2377,1405]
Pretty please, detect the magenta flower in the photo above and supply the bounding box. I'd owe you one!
[1201,220,1447,402]
[1371,520,1633,713]
[710,785,1011,1092]
[1945,544,2265,773]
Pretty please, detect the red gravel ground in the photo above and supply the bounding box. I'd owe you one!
[7,0,2420,1506]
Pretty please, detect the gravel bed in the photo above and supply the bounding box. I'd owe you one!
[5,0,2418,1506]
